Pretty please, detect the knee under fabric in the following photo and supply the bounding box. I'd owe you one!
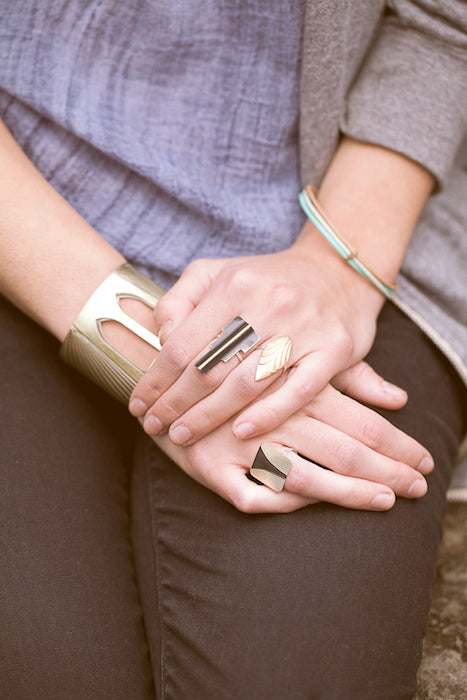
[59,263,165,404]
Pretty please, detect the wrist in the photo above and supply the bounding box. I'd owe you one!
[291,221,386,316]
[60,264,164,404]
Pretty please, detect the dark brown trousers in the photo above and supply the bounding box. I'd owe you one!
[1,295,466,699]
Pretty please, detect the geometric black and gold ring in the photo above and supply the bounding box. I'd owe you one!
[195,316,260,374]
[249,443,295,492]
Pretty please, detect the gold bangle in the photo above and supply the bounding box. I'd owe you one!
[59,263,165,404]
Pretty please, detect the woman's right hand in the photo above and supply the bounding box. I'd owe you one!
[152,376,434,514]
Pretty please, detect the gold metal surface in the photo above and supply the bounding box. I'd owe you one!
[249,443,293,492]
[255,335,293,381]
[59,263,165,403]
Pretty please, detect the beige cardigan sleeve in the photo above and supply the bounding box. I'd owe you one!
[340,0,467,187]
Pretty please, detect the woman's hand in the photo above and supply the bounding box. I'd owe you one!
[129,138,434,446]
[152,376,434,514]
[129,241,385,444]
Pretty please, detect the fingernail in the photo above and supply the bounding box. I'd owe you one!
[169,424,192,446]
[128,398,148,417]
[407,478,427,498]
[382,380,407,398]
[233,422,256,439]
[143,415,163,436]
[158,320,173,345]
[370,493,395,510]
[417,455,434,474]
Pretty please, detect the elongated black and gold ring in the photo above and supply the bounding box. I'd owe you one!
[249,443,296,492]
[195,316,260,374]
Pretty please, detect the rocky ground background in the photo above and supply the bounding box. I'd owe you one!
[415,503,467,699]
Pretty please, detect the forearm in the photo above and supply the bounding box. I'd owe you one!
[294,136,435,309]
[0,120,157,368]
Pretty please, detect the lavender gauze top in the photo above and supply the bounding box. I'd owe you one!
[0,1,306,291]
[0,0,466,393]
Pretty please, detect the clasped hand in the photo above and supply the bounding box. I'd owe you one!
[129,246,384,444]
[125,247,433,513]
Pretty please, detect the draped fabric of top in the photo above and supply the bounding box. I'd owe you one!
[0,0,467,391]
[0,0,306,288]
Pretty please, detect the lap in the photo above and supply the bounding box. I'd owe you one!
[132,303,467,699]
[0,295,155,699]
[1,296,466,699]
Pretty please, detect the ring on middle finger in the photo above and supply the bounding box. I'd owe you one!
[255,335,293,381]
[194,316,261,374]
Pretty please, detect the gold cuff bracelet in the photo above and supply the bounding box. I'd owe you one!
[59,263,165,404]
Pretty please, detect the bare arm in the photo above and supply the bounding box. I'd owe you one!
[0,120,433,512]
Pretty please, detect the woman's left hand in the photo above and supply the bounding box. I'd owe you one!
[152,377,432,514]
[129,236,386,444]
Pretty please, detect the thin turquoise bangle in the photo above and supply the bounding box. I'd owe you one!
[298,188,396,298]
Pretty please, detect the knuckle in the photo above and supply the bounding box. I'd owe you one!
[153,297,170,324]
[332,441,359,474]
[345,484,369,508]
[270,282,300,309]
[231,488,256,513]
[225,266,258,294]
[164,342,191,372]
[189,404,215,434]
[359,416,386,450]
[330,327,354,359]
[198,365,223,389]
[185,258,204,274]
[234,370,256,395]
[285,464,306,493]
[352,361,370,382]
[296,379,318,405]
[141,375,163,397]
[385,464,405,490]
[155,398,183,422]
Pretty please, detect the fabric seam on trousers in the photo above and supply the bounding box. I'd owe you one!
[128,436,158,699]
[145,436,169,700]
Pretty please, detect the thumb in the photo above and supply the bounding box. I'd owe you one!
[154,258,224,344]
[332,360,408,410]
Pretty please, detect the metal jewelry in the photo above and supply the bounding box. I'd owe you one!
[195,316,260,374]
[255,335,293,381]
[249,443,295,492]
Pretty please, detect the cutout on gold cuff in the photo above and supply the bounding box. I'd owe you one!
[59,263,165,404]
[255,335,292,381]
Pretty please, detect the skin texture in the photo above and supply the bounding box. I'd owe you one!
[129,138,434,448]
[0,120,434,512]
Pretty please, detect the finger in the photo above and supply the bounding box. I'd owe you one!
[162,431,310,514]
[307,384,434,473]
[332,361,408,409]
[214,463,310,514]
[232,350,341,439]
[277,418,428,500]
[165,351,282,444]
[141,350,246,436]
[283,448,396,510]
[154,259,223,343]
[129,297,239,418]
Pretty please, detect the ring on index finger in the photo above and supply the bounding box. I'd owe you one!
[194,316,260,373]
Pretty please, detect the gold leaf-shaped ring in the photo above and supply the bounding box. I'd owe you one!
[255,335,293,381]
